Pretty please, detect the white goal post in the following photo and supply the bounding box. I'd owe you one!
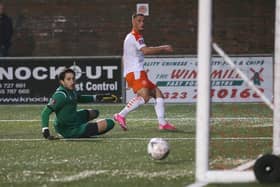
[188,0,280,186]
[273,0,280,156]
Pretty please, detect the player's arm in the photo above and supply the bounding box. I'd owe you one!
[133,35,173,55]
[140,45,174,55]
[41,106,53,139]
[78,94,118,103]
[40,92,66,139]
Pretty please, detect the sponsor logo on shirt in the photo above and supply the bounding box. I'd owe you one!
[138,38,145,45]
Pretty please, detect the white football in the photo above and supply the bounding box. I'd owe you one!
[147,138,170,160]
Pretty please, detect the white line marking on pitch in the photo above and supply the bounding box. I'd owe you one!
[50,169,192,182]
[186,182,208,187]
[0,137,272,142]
[0,117,272,122]
[50,170,108,182]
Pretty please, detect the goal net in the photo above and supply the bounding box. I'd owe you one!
[189,0,278,186]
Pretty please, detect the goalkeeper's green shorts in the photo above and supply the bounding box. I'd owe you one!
[54,109,90,138]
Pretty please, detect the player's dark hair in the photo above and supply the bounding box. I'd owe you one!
[132,12,144,19]
[58,68,76,81]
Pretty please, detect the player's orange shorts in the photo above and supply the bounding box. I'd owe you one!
[125,71,156,93]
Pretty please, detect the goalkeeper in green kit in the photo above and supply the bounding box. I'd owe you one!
[41,68,116,139]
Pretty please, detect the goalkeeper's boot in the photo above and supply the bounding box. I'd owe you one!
[158,122,176,131]
[113,113,127,131]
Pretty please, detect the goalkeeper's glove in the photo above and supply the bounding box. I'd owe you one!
[42,127,55,140]
[95,93,118,103]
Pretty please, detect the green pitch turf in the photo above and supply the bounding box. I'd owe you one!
[0,103,275,187]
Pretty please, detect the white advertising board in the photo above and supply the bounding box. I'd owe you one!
[126,56,273,103]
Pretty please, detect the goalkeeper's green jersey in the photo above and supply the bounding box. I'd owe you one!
[41,85,94,137]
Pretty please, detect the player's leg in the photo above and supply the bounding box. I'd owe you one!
[118,87,149,117]
[114,71,151,130]
[57,110,102,138]
[114,93,145,130]
[77,109,99,123]
[79,119,115,138]
[114,71,158,130]
[88,109,99,120]
[152,87,176,131]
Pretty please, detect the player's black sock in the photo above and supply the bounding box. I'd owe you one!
[79,119,114,138]
[89,109,99,120]
[79,122,99,138]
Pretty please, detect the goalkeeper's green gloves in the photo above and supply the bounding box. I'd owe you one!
[95,93,118,103]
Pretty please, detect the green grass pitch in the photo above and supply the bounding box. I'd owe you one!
[0,103,276,187]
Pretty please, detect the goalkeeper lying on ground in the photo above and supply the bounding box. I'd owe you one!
[40,68,116,139]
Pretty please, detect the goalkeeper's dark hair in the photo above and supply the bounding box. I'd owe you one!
[132,12,144,19]
[58,68,76,81]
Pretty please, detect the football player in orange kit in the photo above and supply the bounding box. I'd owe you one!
[114,13,176,131]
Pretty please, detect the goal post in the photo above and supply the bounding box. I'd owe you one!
[189,0,280,186]
[195,0,212,182]
[273,0,280,155]
[195,0,256,184]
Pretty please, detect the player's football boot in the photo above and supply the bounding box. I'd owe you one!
[158,122,176,131]
[113,113,128,131]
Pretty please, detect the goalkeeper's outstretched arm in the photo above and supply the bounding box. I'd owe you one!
[41,106,53,139]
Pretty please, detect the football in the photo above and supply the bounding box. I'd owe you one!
[147,138,170,160]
